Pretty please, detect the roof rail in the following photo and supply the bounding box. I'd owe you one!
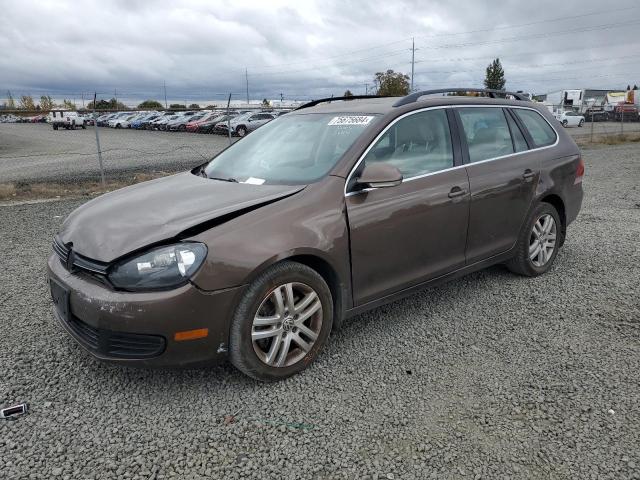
[295,95,389,110]
[393,88,530,107]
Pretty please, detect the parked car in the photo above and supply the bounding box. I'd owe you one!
[48,89,584,381]
[198,114,238,134]
[48,110,86,130]
[185,112,220,132]
[108,113,140,129]
[139,112,172,129]
[131,112,161,129]
[214,112,256,135]
[167,111,205,131]
[555,111,584,128]
[224,112,276,136]
[149,114,180,130]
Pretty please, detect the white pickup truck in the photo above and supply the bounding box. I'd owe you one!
[48,110,86,130]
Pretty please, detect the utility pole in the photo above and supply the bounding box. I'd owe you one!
[365,83,369,95]
[81,93,85,108]
[163,80,168,109]
[114,88,117,110]
[410,37,416,92]
[245,68,250,106]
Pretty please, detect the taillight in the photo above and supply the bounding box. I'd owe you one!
[574,157,584,184]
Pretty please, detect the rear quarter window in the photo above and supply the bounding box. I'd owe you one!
[514,109,557,148]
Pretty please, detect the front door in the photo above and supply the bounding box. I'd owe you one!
[346,108,470,306]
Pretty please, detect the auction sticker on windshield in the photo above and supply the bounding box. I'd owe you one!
[328,116,374,126]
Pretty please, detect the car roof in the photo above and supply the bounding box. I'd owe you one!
[294,95,539,116]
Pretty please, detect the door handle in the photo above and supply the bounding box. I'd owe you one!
[522,169,535,181]
[448,186,467,199]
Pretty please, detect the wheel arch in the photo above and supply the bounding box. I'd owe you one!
[246,250,348,330]
[539,193,566,246]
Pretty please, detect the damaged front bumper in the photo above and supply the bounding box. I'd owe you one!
[47,253,246,368]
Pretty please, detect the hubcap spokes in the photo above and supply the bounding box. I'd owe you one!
[252,282,322,368]
[529,214,557,267]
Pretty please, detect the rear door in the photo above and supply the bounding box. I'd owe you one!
[346,108,470,305]
[456,106,540,263]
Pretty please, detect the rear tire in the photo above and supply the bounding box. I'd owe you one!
[579,119,584,127]
[506,202,562,277]
[236,126,247,137]
[562,120,568,127]
[229,261,333,381]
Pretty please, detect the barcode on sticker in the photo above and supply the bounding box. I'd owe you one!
[328,116,374,126]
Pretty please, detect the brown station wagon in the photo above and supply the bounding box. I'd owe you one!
[48,89,584,381]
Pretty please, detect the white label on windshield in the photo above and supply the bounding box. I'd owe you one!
[328,115,374,126]
[243,177,265,185]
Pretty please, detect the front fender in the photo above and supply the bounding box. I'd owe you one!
[189,177,351,305]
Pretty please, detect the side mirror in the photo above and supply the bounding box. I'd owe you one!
[355,163,403,189]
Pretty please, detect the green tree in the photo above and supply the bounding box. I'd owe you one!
[19,95,36,110]
[188,103,200,109]
[138,99,163,109]
[261,98,271,107]
[374,70,410,96]
[343,89,354,97]
[86,98,127,110]
[62,99,76,110]
[484,58,506,90]
[169,103,186,109]
[40,95,55,110]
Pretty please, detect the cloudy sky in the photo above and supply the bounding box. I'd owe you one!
[1,0,640,104]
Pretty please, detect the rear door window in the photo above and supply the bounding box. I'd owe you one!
[513,109,557,148]
[458,108,514,163]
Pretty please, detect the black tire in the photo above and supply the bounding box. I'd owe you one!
[229,261,333,382]
[53,125,58,130]
[579,119,584,127]
[236,126,247,137]
[506,202,562,277]
[562,120,568,127]
[81,124,86,129]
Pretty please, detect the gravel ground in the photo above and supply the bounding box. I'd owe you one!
[1,121,640,184]
[0,123,235,183]
[1,143,639,479]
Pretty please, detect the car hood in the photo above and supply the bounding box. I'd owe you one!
[59,172,305,263]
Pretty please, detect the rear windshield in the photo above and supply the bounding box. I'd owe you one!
[204,113,379,185]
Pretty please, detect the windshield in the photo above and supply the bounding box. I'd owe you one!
[203,112,379,185]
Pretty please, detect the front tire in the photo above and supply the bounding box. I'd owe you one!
[562,120,568,127]
[506,202,562,277]
[579,119,584,127]
[229,261,333,381]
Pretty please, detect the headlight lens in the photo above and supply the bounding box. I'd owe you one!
[108,243,207,291]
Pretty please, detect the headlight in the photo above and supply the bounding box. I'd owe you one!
[108,243,207,291]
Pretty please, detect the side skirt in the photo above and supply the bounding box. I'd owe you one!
[343,248,515,319]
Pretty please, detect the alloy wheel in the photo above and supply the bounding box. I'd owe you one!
[529,214,557,267]
[252,282,323,367]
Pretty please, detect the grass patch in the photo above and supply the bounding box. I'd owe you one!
[576,133,640,147]
[0,171,170,202]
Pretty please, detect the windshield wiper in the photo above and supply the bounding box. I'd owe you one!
[208,176,238,183]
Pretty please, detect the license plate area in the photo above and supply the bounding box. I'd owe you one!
[50,279,70,322]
